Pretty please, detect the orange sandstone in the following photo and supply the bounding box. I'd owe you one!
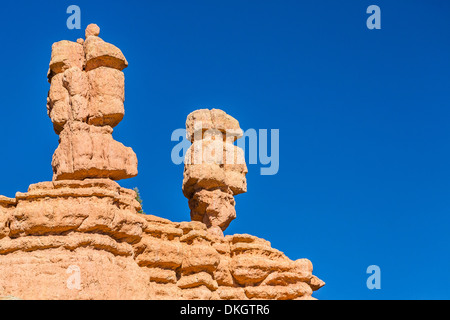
[0,24,324,300]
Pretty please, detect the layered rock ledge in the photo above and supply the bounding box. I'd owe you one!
[0,180,324,300]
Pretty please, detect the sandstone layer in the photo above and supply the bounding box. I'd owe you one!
[47,24,136,181]
[0,180,324,299]
[52,121,138,181]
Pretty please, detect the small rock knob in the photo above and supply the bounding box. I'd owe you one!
[85,24,100,38]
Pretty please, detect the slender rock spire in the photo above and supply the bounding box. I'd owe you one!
[182,109,248,236]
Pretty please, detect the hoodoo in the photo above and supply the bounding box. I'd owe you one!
[183,109,248,237]
[47,24,137,181]
[0,24,324,300]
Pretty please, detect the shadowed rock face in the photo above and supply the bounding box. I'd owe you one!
[0,24,324,300]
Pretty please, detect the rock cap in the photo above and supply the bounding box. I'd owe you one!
[85,23,100,38]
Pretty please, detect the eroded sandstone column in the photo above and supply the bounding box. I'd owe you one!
[47,24,136,181]
[0,25,325,299]
[182,109,248,236]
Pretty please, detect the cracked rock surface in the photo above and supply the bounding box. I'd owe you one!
[47,24,136,181]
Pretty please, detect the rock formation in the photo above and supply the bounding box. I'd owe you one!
[0,24,324,300]
[183,109,248,237]
[47,24,136,181]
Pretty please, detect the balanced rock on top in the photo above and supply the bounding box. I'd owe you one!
[182,109,248,236]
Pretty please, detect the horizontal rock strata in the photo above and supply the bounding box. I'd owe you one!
[0,180,324,300]
[47,24,136,181]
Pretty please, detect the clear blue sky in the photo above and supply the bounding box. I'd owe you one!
[0,0,449,300]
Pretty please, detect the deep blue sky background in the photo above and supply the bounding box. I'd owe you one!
[0,0,449,299]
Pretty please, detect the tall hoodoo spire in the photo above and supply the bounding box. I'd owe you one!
[182,109,248,236]
[47,24,137,181]
[0,24,324,300]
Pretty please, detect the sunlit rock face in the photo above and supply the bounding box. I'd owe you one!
[182,109,248,237]
[47,24,135,180]
[0,24,324,300]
